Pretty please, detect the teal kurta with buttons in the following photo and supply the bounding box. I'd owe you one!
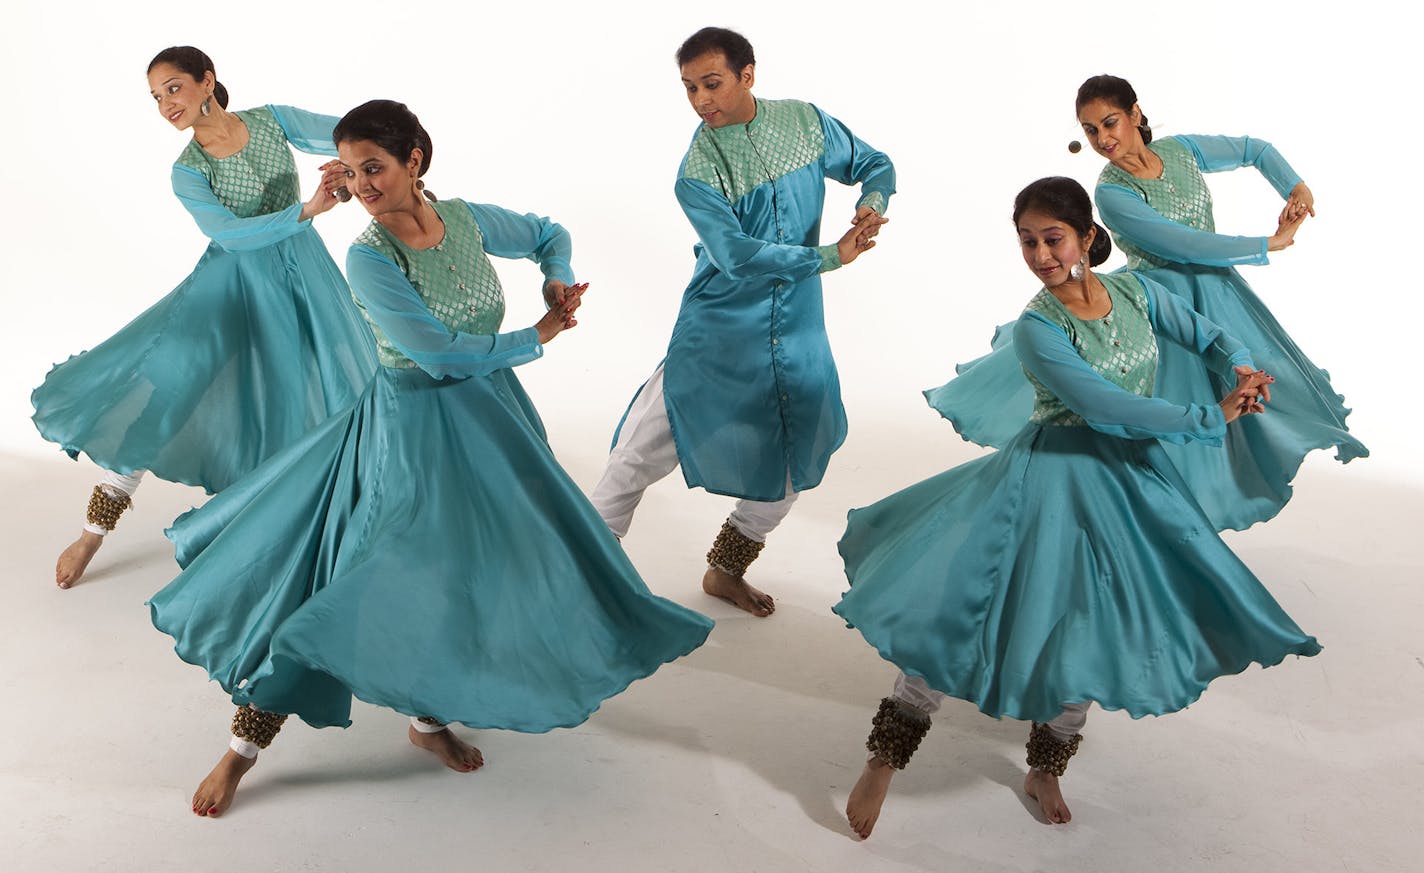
[635,98,894,502]
[31,105,376,493]
[152,197,713,732]
[836,271,1319,723]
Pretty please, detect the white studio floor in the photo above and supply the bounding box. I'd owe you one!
[1,418,1419,873]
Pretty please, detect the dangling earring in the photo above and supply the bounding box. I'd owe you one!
[200,96,211,117]
[1069,258,1086,281]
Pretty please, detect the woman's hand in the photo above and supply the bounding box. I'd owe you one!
[535,283,586,344]
[837,210,889,266]
[1219,366,1274,423]
[299,160,350,222]
[543,280,587,310]
[1267,209,1308,252]
[1280,181,1315,223]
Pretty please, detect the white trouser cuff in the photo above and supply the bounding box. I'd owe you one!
[410,717,447,734]
[229,736,261,759]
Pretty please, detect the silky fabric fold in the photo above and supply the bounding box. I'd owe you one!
[153,366,712,731]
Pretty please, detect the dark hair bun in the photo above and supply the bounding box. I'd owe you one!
[1088,222,1113,266]
[213,80,230,109]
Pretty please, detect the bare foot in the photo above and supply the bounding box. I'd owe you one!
[701,566,774,617]
[55,531,104,589]
[408,724,484,772]
[192,749,257,817]
[1024,768,1072,824]
[846,756,896,839]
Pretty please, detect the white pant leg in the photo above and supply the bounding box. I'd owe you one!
[894,672,1088,740]
[83,469,146,536]
[891,672,945,716]
[590,365,680,538]
[726,473,799,543]
[1043,702,1090,742]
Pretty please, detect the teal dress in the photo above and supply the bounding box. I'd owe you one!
[614,98,895,501]
[149,199,713,732]
[31,106,377,493]
[928,135,1365,531]
[835,272,1319,724]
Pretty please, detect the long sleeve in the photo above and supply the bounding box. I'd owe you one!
[1176,134,1301,198]
[1097,183,1269,267]
[675,177,834,282]
[465,203,575,289]
[1137,273,1255,377]
[818,107,896,216]
[346,245,542,380]
[1014,313,1226,445]
[265,105,341,157]
[172,165,309,252]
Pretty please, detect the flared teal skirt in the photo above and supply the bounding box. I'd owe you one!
[149,365,712,732]
[834,424,1320,724]
[32,227,376,493]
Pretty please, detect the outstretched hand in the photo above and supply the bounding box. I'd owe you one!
[1220,366,1274,423]
[837,209,889,266]
[536,282,588,343]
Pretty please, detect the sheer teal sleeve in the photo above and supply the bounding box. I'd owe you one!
[266,105,340,157]
[1136,273,1255,378]
[675,177,836,279]
[1097,183,1269,267]
[1014,312,1226,445]
[1174,134,1301,197]
[817,106,896,216]
[172,164,307,252]
[347,245,542,380]
[465,202,576,290]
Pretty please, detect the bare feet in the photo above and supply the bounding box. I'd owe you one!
[846,756,896,839]
[408,724,484,772]
[192,749,257,817]
[55,531,104,589]
[701,566,774,616]
[1024,768,1072,824]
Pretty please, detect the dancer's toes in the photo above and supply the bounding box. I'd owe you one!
[55,532,104,589]
[845,757,896,839]
[408,724,484,772]
[1023,769,1072,824]
[702,566,775,617]
[192,749,256,818]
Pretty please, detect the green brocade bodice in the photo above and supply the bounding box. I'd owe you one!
[174,107,299,218]
[1098,138,1214,270]
[1023,272,1160,427]
[354,199,506,369]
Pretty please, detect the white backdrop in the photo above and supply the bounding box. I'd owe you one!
[2,0,1415,483]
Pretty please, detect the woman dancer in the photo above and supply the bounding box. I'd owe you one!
[149,100,713,817]
[930,75,1364,531]
[837,177,1319,837]
[34,47,376,588]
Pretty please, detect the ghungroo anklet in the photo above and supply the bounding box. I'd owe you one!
[1025,721,1082,777]
[706,520,764,577]
[866,697,932,770]
[231,706,288,750]
[85,485,132,532]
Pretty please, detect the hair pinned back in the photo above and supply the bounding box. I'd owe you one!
[148,46,229,109]
[1076,74,1151,145]
[333,100,437,201]
[1013,176,1113,267]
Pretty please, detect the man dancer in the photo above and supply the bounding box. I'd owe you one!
[591,26,894,616]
